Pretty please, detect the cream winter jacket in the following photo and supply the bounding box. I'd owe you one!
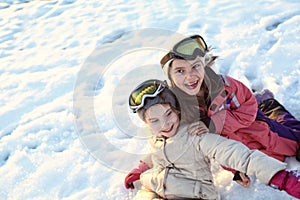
[136,123,287,200]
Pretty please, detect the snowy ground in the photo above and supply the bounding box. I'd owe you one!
[1,0,300,199]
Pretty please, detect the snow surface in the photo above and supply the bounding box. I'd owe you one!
[1,0,300,199]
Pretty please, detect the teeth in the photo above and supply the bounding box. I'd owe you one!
[186,81,197,86]
[185,81,198,89]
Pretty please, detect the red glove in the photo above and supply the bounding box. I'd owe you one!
[124,161,149,189]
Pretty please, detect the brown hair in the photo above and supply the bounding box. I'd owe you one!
[136,87,181,121]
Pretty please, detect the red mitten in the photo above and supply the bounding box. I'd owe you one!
[124,161,149,189]
[269,170,300,199]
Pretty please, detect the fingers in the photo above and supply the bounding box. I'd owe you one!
[189,127,208,135]
[240,173,250,188]
[124,172,138,189]
[188,121,208,135]
[236,173,250,188]
[189,128,208,135]
[125,175,135,189]
[125,182,134,189]
[236,180,247,188]
[188,127,205,135]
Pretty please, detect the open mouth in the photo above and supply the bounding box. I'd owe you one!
[185,80,199,90]
[162,125,173,133]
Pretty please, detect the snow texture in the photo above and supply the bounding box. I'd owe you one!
[0,0,300,199]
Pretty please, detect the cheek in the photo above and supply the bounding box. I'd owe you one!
[172,74,184,85]
[170,114,179,124]
[148,123,161,133]
[197,68,205,78]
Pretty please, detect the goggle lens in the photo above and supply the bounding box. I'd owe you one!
[175,40,200,55]
[160,35,208,67]
[129,80,166,112]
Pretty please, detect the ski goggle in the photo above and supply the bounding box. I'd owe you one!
[160,35,208,68]
[129,79,167,113]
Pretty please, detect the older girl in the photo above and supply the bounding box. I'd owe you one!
[159,35,300,162]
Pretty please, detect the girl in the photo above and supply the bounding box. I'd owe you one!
[159,34,300,162]
[125,35,300,190]
[127,79,300,199]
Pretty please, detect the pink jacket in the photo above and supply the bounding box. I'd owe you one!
[208,75,298,161]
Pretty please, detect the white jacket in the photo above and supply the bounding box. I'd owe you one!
[135,123,286,200]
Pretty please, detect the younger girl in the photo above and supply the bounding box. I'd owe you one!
[127,79,300,200]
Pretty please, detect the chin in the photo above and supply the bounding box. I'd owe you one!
[162,130,175,138]
[185,89,198,96]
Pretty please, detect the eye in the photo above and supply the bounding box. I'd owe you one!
[166,110,173,117]
[175,69,184,74]
[149,119,158,124]
[193,63,201,68]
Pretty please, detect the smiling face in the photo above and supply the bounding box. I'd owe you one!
[144,103,180,138]
[169,56,205,96]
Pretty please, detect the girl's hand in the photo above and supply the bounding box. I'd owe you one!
[235,172,251,188]
[188,121,209,135]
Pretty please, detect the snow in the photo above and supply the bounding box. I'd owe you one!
[1,0,300,199]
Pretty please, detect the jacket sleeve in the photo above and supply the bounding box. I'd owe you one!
[210,76,258,135]
[199,133,287,184]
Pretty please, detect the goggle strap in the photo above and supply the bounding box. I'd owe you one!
[160,52,172,67]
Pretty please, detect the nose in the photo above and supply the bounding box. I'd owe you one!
[161,119,170,130]
[186,69,195,80]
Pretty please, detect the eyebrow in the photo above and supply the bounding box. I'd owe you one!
[172,66,183,72]
[191,59,204,66]
[172,60,203,70]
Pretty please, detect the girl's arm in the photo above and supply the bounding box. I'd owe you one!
[199,133,286,184]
